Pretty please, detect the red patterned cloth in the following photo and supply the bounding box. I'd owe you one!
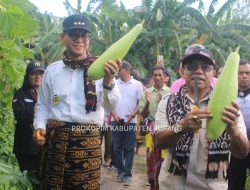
[146,121,164,190]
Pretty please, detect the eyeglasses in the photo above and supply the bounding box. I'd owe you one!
[184,63,214,72]
[65,30,90,42]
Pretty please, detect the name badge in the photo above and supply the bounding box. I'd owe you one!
[52,95,59,105]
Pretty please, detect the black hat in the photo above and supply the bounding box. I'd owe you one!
[63,14,91,33]
[26,61,45,74]
[182,46,216,66]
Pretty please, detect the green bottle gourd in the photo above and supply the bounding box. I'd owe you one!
[88,21,144,80]
[207,48,240,140]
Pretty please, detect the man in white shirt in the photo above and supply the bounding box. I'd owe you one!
[155,46,249,190]
[111,61,143,186]
[33,14,121,190]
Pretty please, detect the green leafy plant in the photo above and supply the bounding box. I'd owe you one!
[0,0,40,189]
[0,161,32,190]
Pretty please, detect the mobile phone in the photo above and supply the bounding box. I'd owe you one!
[157,55,164,64]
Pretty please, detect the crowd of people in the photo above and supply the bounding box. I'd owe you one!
[12,13,250,190]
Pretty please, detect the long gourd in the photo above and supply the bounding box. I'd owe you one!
[88,22,144,80]
[207,48,240,140]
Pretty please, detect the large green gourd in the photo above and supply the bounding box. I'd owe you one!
[88,22,144,80]
[207,49,240,140]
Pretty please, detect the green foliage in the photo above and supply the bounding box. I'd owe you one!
[0,162,32,190]
[0,0,40,189]
[0,0,38,39]
[0,0,249,188]
[64,0,80,14]
[246,174,250,190]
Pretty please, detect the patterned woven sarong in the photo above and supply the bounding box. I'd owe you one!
[40,119,101,190]
[145,120,165,190]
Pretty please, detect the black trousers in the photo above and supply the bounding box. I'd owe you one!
[15,153,40,190]
[228,153,250,190]
[15,153,39,173]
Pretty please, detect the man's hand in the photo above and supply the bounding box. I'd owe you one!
[33,128,46,145]
[179,108,213,133]
[223,101,249,159]
[145,91,152,103]
[103,59,122,87]
[125,114,135,125]
[112,112,120,122]
[222,101,240,136]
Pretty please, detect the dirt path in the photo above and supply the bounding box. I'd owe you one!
[100,146,150,190]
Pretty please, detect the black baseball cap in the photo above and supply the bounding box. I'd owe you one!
[182,46,216,66]
[63,14,91,33]
[26,61,45,74]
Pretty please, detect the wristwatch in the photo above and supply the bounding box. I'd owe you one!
[173,122,184,134]
[102,81,115,91]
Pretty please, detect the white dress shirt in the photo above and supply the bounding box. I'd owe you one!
[237,93,250,139]
[114,77,143,123]
[155,93,247,190]
[34,60,120,130]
